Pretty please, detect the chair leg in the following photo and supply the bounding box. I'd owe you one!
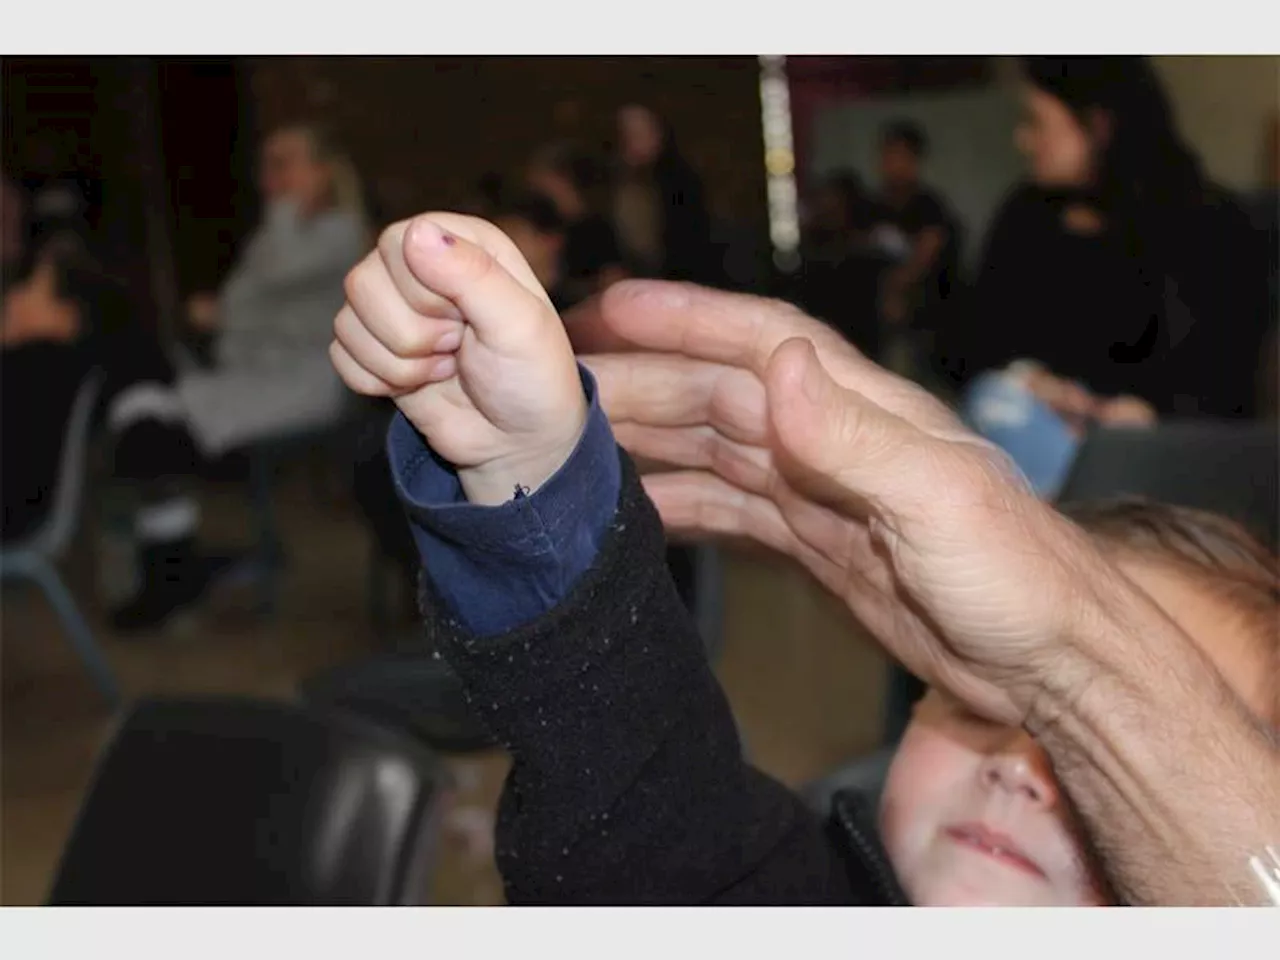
[248,449,281,617]
[368,538,391,633]
[694,545,725,663]
[27,561,122,709]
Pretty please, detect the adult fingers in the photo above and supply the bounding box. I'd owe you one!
[613,422,773,494]
[642,470,896,632]
[584,353,768,446]
[641,471,839,581]
[578,279,961,436]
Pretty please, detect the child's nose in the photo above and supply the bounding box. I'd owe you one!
[979,731,1059,808]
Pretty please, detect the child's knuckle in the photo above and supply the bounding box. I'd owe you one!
[377,224,401,258]
[343,259,376,304]
[398,323,435,356]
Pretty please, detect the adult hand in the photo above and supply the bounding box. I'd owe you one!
[1095,394,1158,427]
[569,280,1104,726]
[1019,365,1098,432]
[569,280,1280,906]
[1,256,81,346]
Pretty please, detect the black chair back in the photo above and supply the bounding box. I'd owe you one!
[49,698,445,905]
[1057,421,1278,549]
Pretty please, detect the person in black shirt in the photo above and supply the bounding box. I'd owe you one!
[527,142,626,309]
[802,170,871,264]
[939,57,1270,421]
[795,171,881,355]
[865,120,961,333]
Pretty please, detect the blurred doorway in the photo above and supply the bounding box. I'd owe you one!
[152,58,259,304]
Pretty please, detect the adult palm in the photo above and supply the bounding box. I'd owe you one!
[568,280,1101,725]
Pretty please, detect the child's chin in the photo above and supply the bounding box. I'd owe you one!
[908,870,1077,908]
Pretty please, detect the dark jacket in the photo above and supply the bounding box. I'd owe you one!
[939,184,1271,419]
[419,452,906,904]
[653,152,714,284]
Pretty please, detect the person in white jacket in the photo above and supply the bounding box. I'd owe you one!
[36,126,372,630]
[179,123,370,455]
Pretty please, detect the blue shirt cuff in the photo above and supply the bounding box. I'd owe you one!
[387,364,622,637]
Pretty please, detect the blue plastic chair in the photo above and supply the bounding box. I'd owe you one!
[0,370,122,708]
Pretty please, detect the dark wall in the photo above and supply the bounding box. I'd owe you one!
[247,56,770,229]
[155,59,258,296]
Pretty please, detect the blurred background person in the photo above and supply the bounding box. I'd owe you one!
[1246,112,1278,419]
[18,128,101,255]
[612,104,715,285]
[526,141,626,308]
[612,104,717,615]
[2,170,28,282]
[865,119,961,343]
[489,188,571,309]
[1,220,234,630]
[180,122,370,456]
[1246,111,1278,261]
[801,170,871,264]
[795,170,881,355]
[941,56,1271,423]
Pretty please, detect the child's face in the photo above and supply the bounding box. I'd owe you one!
[878,556,1272,906]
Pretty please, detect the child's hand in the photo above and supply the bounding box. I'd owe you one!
[331,213,587,506]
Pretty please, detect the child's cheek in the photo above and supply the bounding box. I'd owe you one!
[879,731,965,873]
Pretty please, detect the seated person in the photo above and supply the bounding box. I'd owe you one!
[330,212,1277,905]
[2,230,234,629]
[526,141,627,308]
[795,172,882,356]
[865,120,960,332]
[180,123,368,456]
[487,190,571,313]
[963,360,1156,499]
[879,498,1278,905]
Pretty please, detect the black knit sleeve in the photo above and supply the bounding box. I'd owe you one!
[418,452,859,905]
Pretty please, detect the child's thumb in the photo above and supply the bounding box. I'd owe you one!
[401,215,552,342]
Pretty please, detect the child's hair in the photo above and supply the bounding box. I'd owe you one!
[1062,497,1279,722]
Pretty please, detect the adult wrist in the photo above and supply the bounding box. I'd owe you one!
[1022,559,1280,905]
